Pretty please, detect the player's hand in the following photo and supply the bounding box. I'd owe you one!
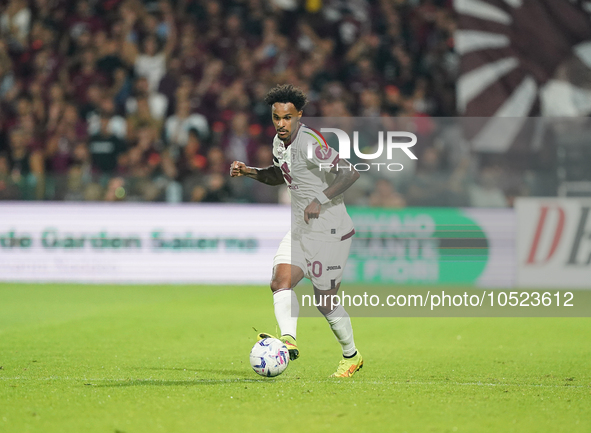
[230,161,248,177]
[304,199,321,224]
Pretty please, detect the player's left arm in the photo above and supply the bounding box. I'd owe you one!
[304,158,359,224]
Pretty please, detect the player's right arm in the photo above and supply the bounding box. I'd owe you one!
[229,161,284,186]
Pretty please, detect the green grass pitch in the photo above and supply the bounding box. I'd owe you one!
[1,283,589,433]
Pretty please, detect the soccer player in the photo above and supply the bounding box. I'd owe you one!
[230,84,362,377]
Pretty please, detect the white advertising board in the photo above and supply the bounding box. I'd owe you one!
[516,198,591,288]
[0,203,291,283]
[0,203,517,286]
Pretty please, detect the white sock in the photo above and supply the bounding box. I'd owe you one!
[325,304,357,357]
[273,289,299,339]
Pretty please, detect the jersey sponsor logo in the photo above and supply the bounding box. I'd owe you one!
[327,265,342,271]
[288,184,299,190]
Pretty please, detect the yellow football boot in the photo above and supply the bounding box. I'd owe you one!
[257,333,299,361]
[330,352,363,377]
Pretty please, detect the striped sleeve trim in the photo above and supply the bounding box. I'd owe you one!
[340,229,356,241]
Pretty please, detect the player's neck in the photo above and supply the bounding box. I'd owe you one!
[281,122,301,147]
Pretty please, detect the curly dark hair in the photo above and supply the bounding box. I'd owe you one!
[263,84,308,111]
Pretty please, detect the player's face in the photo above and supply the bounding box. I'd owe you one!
[271,103,302,142]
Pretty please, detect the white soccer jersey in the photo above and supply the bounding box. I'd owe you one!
[272,124,355,242]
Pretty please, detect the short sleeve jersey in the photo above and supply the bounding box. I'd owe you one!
[272,124,355,241]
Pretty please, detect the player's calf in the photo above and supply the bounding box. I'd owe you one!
[313,284,340,316]
[270,265,303,350]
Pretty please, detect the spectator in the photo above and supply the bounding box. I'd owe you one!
[358,88,382,117]
[1,0,31,52]
[120,1,177,93]
[79,83,103,121]
[70,49,108,105]
[87,98,127,140]
[126,76,169,121]
[126,95,162,142]
[220,112,258,165]
[205,146,227,175]
[45,103,86,176]
[66,0,103,39]
[111,67,133,109]
[368,179,407,208]
[27,79,45,125]
[191,173,232,203]
[175,128,207,200]
[0,151,20,199]
[0,0,495,204]
[88,113,127,177]
[125,124,162,179]
[7,95,35,131]
[94,30,123,80]
[0,41,16,102]
[64,141,93,201]
[164,98,209,148]
[158,56,182,109]
[6,127,44,199]
[468,166,509,208]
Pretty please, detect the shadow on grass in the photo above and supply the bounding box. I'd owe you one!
[94,377,271,387]
[90,365,291,387]
[131,367,250,376]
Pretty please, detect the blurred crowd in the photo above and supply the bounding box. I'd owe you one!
[0,0,540,207]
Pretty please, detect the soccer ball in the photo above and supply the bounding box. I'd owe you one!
[249,338,290,377]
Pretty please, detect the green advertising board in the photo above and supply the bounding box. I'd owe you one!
[346,208,489,284]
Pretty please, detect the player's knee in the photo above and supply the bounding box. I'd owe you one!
[314,293,333,316]
[270,278,289,292]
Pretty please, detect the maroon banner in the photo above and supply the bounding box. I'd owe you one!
[456,0,591,120]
